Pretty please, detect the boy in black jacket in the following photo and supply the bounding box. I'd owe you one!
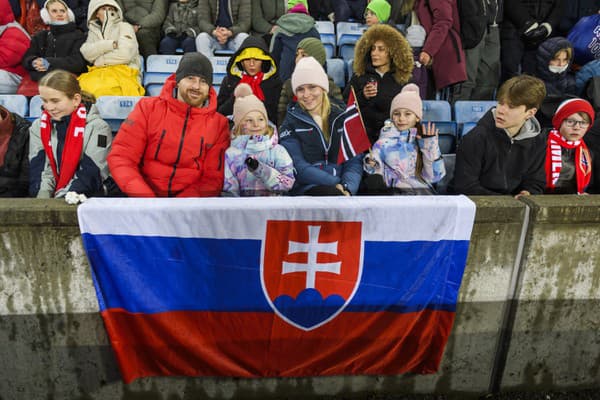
[453,75,547,197]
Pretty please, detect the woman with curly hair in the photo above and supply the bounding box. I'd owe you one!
[344,23,414,144]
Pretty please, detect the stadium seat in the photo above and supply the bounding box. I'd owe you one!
[326,58,346,88]
[145,85,163,97]
[336,22,366,61]
[0,94,28,117]
[95,96,142,133]
[435,153,455,195]
[28,95,43,120]
[315,21,336,59]
[143,54,182,94]
[422,100,457,154]
[210,56,230,86]
[347,58,354,78]
[454,100,496,137]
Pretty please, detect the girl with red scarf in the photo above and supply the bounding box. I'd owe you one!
[29,69,112,198]
[545,98,595,194]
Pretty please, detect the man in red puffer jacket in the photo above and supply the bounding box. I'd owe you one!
[0,0,31,94]
[108,52,230,197]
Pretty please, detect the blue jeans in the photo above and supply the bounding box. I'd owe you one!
[159,35,197,55]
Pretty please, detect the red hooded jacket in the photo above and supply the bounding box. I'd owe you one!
[0,0,30,78]
[108,75,230,197]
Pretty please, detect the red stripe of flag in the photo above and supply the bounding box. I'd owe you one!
[338,87,371,164]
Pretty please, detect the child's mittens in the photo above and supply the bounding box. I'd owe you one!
[245,156,259,171]
[364,152,382,174]
[65,191,88,205]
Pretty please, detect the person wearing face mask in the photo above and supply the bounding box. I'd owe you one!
[534,36,578,129]
[78,0,144,97]
[22,0,88,85]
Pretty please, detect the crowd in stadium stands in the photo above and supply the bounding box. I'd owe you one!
[1,0,600,199]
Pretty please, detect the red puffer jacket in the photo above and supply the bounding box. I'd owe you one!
[0,0,31,78]
[108,75,230,197]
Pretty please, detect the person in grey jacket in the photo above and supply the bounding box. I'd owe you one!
[195,0,251,56]
[250,0,286,44]
[159,0,200,54]
[29,69,112,198]
[118,0,168,58]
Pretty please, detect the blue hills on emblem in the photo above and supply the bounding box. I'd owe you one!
[273,288,345,329]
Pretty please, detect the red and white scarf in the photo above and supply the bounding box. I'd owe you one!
[545,129,591,194]
[40,103,87,194]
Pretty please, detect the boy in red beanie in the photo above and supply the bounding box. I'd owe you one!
[545,98,595,194]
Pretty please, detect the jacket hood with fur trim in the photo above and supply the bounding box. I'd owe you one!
[352,24,414,85]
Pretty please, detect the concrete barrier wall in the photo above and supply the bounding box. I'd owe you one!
[0,197,598,400]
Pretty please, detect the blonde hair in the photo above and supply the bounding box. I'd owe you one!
[39,69,96,103]
[554,47,573,61]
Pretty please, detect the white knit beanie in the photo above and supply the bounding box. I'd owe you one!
[390,84,423,120]
[232,83,268,128]
[291,56,329,94]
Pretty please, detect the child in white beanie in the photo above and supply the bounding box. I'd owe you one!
[222,83,295,196]
[364,83,445,194]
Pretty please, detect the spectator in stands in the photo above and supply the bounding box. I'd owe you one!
[22,0,88,83]
[545,98,595,194]
[0,105,30,197]
[78,0,145,97]
[386,0,410,26]
[108,52,230,197]
[29,69,112,198]
[0,0,31,94]
[222,83,295,196]
[454,0,502,101]
[333,0,367,23]
[344,23,413,143]
[195,0,251,56]
[307,0,333,22]
[277,37,343,125]
[250,0,286,45]
[584,105,600,194]
[279,56,363,196]
[453,75,547,197]
[364,0,391,26]
[501,0,564,82]
[270,2,320,82]
[217,36,282,124]
[534,37,578,128]
[159,0,200,54]
[119,0,167,58]
[363,83,445,194]
[415,0,467,99]
[65,0,90,31]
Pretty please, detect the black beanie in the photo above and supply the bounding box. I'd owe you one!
[175,52,213,86]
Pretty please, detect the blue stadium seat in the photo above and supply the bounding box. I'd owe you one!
[347,58,354,78]
[95,96,142,133]
[435,153,456,195]
[422,100,457,154]
[143,54,182,94]
[213,49,235,57]
[210,56,230,86]
[336,22,366,61]
[0,94,28,117]
[316,21,336,59]
[28,95,43,120]
[454,100,496,137]
[145,85,163,97]
[326,58,346,88]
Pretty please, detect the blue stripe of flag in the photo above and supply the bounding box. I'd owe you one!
[82,234,469,314]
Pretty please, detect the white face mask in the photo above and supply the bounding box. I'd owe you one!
[50,20,69,25]
[549,65,568,74]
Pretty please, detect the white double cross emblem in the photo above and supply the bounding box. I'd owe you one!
[282,225,341,289]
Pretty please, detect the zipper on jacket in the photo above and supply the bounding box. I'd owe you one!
[154,129,167,160]
[167,107,191,196]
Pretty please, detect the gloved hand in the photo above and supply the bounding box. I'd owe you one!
[519,20,539,38]
[166,30,177,38]
[245,157,259,171]
[522,22,551,46]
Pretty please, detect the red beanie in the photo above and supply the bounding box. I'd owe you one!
[552,98,595,131]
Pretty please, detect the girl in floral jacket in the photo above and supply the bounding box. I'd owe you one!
[364,83,445,195]
[223,83,295,196]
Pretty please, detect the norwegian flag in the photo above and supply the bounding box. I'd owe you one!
[337,87,370,164]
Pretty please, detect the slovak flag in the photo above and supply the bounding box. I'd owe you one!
[78,196,476,383]
[338,86,371,164]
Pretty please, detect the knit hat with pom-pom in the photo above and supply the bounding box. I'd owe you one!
[232,83,268,127]
[390,83,423,120]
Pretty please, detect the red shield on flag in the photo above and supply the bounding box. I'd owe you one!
[261,220,363,331]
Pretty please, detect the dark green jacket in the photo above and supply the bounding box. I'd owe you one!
[251,0,286,35]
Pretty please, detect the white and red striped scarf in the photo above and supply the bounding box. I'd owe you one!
[545,129,591,194]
